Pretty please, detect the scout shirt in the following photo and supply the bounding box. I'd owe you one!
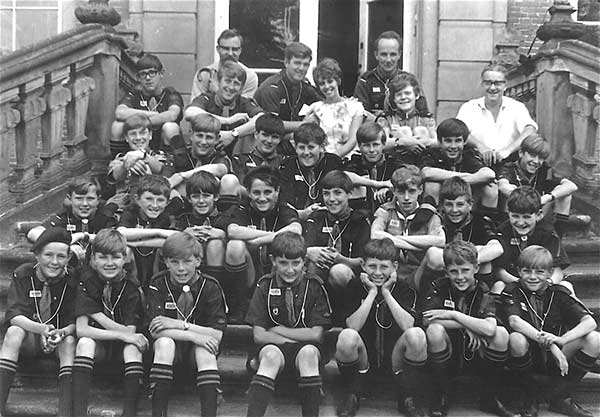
[42,203,118,236]
[232,149,285,186]
[5,263,77,331]
[494,221,570,277]
[498,161,562,196]
[245,272,331,331]
[343,276,417,369]
[304,209,370,261]
[148,271,227,331]
[118,204,171,291]
[120,86,184,152]
[174,208,228,232]
[75,266,142,329]
[372,199,444,265]
[443,212,498,246]
[421,143,485,174]
[343,153,400,217]
[279,153,343,210]
[172,148,233,174]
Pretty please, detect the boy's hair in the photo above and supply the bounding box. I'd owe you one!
[136,174,170,199]
[439,176,473,205]
[321,170,353,193]
[357,121,386,145]
[521,133,550,160]
[244,166,280,191]
[480,63,507,78]
[271,231,307,259]
[517,245,554,271]
[255,113,284,136]
[123,114,152,137]
[375,30,402,51]
[436,118,469,141]
[217,28,243,46]
[284,42,312,61]
[507,186,542,213]
[217,57,247,85]
[163,231,202,259]
[137,54,163,71]
[294,122,326,146]
[443,240,478,267]
[190,113,221,134]
[67,176,101,197]
[389,73,420,101]
[186,171,220,197]
[391,165,423,190]
[92,229,127,255]
[313,57,342,85]
[363,238,398,261]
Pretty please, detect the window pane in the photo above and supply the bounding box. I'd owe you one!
[230,0,299,68]
[15,9,57,49]
[16,1,58,7]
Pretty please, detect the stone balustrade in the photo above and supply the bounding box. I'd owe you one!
[0,24,136,217]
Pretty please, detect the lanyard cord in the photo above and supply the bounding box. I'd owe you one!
[164,276,206,323]
[519,288,555,331]
[30,275,68,326]
[374,282,397,329]
[135,216,155,257]
[141,90,166,111]
[514,166,538,190]
[281,79,303,120]
[324,217,351,249]
[267,279,309,328]
[102,281,128,321]
[250,213,279,232]
[295,160,323,200]
[448,286,479,361]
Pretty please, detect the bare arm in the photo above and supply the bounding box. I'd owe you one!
[476,240,503,263]
[382,287,415,332]
[76,315,136,342]
[498,178,517,199]
[115,104,157,121]
[269,326,324,343]
[117,226,174,241]
[335,115,362,159]
[494,266,520,284]
[253,325,296,345]
[346,291,377,331]
[149,104,181,126]
[541,179,578,206]
[497,125,537,159]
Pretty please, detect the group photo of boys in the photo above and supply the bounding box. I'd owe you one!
[0,19,598,417]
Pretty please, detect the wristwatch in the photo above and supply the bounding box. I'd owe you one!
[183,322,190,331]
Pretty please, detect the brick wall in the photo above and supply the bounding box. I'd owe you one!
[507,0,553,55]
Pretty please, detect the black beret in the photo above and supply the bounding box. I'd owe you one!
[31,227,71,253]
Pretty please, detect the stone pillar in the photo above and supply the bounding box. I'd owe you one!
[40,77,72,191]
[64,70,96,177]
[10,88,47,203]
[569,86,600,197]
[0,105,21,213]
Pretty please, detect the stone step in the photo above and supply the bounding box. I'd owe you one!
[4,364,600,417]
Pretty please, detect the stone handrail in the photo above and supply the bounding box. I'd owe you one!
[0,24,135,218]
[505,39,600,195]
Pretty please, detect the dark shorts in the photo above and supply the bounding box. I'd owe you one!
[247,342,327,376]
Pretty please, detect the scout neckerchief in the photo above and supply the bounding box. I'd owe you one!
[510,228,531,254]
[250,206,280,270]
[65,211,91,252]
[373,67,396,112]
[164,272,204,323]
[135,212,156,257]
[214,94,236,118]
[140,90,166,112]
[188,150,220,170]
[514,163,539,189]
[32,266,68,326]
[447,283,479,362]
[444,213,474,243]
[519,284,553,331]
[296,160,323,202]
[101,272,128,321]
[184,207,218,228]
[325,208,352,254]
[394,201,419,261]
[371,281,398,369]
[268,276,309,328]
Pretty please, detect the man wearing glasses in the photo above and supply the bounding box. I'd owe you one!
[457,64,537,167]
[113,54,184,153]
[190,29,259,102]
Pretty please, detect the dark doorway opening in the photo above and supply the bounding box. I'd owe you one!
[367,0,403,71]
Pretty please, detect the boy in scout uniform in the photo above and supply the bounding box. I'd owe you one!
[147,232,227,417]
[245,232,331,417]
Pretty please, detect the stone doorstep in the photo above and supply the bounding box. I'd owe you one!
[4,374,600,417]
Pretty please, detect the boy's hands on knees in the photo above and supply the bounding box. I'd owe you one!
[192,334,219,355]
[550,344,569,376]
[537,331,562,348]
[149,316,182,334]
[122,333,149,352]
[359,272,378,296]
[464,328,486,351]
[70,244,86,262]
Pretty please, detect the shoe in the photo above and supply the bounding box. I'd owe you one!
[549,398,593,417]
[399,397,425,417]
[480,397,519,417]
[336,393,359,417]
[429,393,449,417]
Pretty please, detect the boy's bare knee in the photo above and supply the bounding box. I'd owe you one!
[490,281,505,294]
[161,122,180,139]
[583,331,600,356]
[153,337,176,362]
[76,337,96,357]
[490,326,509,349]
[426,323,447,348]
[1,326,26,353]
[403,327,427,352]
[509,332,529,356]
[329,264,353,288]
[296,344,320,370]
[259,345,284,369]
[336,329,360,355]
[111,121,124,139]
[220,174,241,195]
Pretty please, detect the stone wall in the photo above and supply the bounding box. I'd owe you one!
[507,0,555,54]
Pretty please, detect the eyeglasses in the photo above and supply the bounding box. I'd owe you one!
[137,69,159,79]
[482,80,506,87]
[217,45,242,53]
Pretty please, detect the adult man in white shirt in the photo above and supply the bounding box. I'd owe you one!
[190,29,259,102]
[457,64,537,166]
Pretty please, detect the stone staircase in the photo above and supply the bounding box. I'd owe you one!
[0,215,598,417]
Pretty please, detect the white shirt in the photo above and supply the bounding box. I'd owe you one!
[190,60,259,102]
[307,98,364,156]
[456,96,537,151]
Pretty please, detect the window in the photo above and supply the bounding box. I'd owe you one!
[0,0,61,54]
